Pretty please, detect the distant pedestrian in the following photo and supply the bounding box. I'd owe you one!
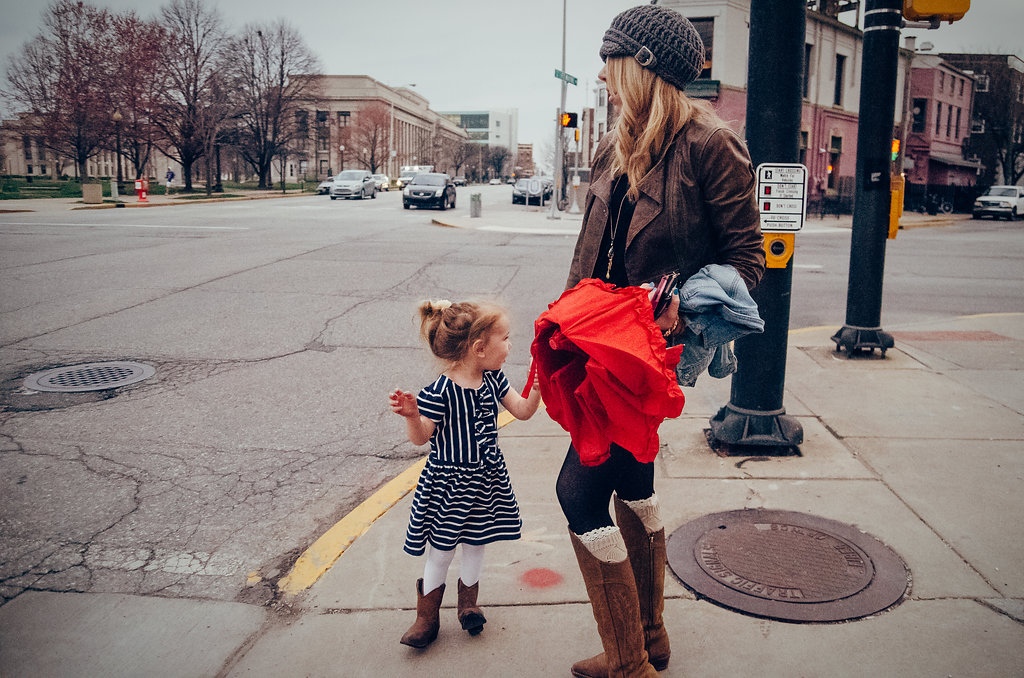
[389,299,541,648]
[555,5,765,677]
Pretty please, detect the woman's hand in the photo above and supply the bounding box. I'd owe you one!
[648,288,683,337]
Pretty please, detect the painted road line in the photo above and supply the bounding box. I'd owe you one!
[278,405,528,595]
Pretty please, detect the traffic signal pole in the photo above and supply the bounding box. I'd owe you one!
[832,0,903,356]
[708,0,805,449]
[549,0,568,220]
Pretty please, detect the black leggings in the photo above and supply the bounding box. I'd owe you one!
[555,443,655,535]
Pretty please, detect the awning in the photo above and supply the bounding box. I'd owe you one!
[929,153,982,170]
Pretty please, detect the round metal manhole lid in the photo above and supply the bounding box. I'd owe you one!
[668,509,909,622]
[23,361,156,393]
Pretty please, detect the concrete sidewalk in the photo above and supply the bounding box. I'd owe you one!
[2,313,1020,677]
[0,189,309,213]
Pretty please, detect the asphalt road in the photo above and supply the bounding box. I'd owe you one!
[1,187,1022,608]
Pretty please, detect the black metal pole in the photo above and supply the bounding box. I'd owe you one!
[832,0,901,356]
[709,0,805,449]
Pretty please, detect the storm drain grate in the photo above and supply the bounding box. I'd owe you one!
[24,361,156,393]
[667,509,909,622]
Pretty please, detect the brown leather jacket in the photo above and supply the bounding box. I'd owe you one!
[566,119,765,292]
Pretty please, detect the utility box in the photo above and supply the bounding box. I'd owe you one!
[470,193,481,218]
[82,183,102,204]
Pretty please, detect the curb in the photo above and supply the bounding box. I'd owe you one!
[72,192,311,211]
[277,409,521,596]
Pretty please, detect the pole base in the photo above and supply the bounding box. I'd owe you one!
[831,326,894,357]
[709,404,803,450]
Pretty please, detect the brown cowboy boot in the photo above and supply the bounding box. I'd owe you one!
[399,579,445,648]
[571,497,670,677]
[457,579,487,635]
[570,530,658,678]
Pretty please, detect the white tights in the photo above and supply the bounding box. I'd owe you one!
[422,543,486,593]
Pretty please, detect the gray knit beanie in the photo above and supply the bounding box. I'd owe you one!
[600,4,705,91]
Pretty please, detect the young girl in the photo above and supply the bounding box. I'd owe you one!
[389,299,541,648]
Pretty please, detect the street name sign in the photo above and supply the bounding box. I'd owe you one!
[756,163,808,232]
[554,69,578,85]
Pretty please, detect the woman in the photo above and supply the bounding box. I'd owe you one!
[557,5,765,677]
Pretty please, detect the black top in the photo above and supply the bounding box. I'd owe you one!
[595,174,635,287]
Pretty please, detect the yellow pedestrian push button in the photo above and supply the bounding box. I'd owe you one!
[764,233,795,269]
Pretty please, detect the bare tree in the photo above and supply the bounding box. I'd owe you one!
[109,10,166,180]
[487,145,511,179]
[154,0,227,191]
[4,0,115,178]
[226,20,321,189]
[345,101,391,174]
[442,139,474,179]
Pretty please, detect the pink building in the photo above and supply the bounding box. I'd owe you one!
[904,52,980,207]
[593,1,914,214]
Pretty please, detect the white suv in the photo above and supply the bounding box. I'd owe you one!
[973,185,1024,220]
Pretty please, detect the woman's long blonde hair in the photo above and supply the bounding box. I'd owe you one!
[605,57,725,201]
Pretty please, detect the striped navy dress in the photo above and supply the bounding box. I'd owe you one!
[403,370,522,556]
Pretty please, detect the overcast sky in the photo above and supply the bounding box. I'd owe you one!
[2,0,1022,148]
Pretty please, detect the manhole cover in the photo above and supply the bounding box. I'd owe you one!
[23,361,156,393]
[667,509,909,622]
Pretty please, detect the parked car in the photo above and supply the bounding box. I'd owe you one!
[330,170,376,200]
[403,173,457,210]
[488,178,502,185]
[316,177,335,194]
[512,177,552,205]
[453,176,467,186]
[372,174,390,191]
[972,185,1024,220]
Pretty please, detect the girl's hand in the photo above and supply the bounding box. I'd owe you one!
[389,389,419,418]
[648,288,683,336]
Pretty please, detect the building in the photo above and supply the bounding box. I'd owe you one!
[903,47,980,209]
[589,0,914,212]
[438,110,518,154]
[305,76,467,181]
[514,143,534,178]
[938,53,1024,188]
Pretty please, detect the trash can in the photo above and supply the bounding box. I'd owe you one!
[470,193,482,218]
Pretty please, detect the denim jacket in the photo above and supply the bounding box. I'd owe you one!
[669,264,764,386]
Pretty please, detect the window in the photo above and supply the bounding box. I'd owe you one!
[27,165,33,174]
[834,55,846,107]
[803,43,813,99]
[22,136,31,160]
[939,72,944,92]
[955,108,961,139]
[975,74,989,92]
[971,117,985,134]
[959,79,964,97]
[935,102,942,135]
[911,98,927,133]
[337,111,350,126]
[495,120,500,127]
[946,104,953,137]
[690,18,713,78]
[828,136,842,190]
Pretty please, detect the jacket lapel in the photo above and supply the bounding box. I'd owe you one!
[626,154,667,246]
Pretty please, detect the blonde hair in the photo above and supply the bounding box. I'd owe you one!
[605,57,725,201]
[418,299,506,363]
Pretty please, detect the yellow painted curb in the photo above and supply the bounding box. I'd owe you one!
[278,403,537,595]
[278,455,428,596]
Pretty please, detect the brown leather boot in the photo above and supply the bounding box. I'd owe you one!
[571,498,670,677]
[457,579,487,635]
[399,579,445,648]
[570,530,658,678]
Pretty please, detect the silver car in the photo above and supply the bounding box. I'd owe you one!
[330,170,377,200]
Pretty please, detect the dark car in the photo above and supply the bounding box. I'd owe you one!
[453,176,467,186]
[403,173,457,210]
[512,177,553,205]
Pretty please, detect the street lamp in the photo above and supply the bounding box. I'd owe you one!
[112,110,123,196]
[339,145,345,172]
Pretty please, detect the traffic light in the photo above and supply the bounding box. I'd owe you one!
[902,0,969,22]
[560,112,578,128]
[891,139,900,162]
